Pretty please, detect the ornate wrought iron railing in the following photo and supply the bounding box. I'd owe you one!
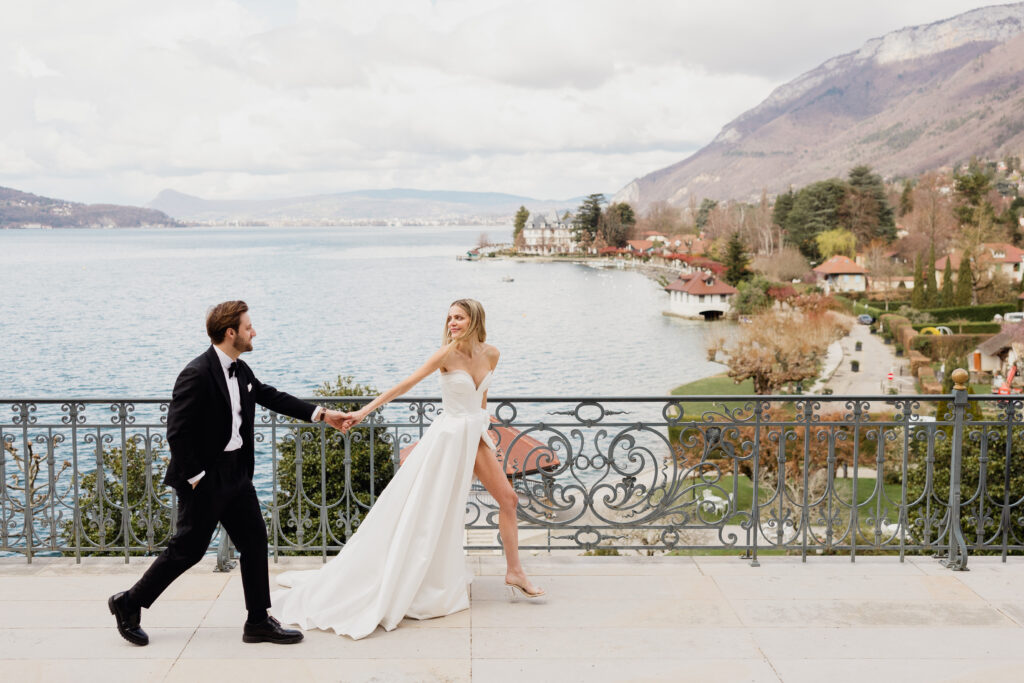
[2,370,1021,569]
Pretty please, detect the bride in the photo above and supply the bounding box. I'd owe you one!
[271,298,544,639]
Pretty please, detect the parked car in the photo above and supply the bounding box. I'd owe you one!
[1004,312,1024,323]
[857,314,874,324]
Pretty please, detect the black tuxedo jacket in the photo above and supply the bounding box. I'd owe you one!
[164,346,318,488]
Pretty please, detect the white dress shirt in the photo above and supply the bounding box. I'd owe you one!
[188,346,323,486]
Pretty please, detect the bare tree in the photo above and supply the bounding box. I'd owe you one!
[707,307,851,394]
[477,232,491,249]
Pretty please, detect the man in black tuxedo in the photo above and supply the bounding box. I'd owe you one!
[109,300,345,645]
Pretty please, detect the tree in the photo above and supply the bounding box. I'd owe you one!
[845,165,896,244]
[696,198,718,230]
[477,232,490,250]
[723,232,750,285]
[707,308,851,394]
[911,253,926,309]
[60,441,172,556]
[940,256,954,307]
[815,227,857,259]
[953,164,993,227]
[954,255,973,306]
[925,243,940,308]
[750,246,809,282]
[272,376,395,551]
[784,179,847,261]
[573,194,604,244]
[732,275,772,315]
[899,180,914,217]
[598,203,633,247]
[772,189,795,231]
[637,201,684,236]
[513,206,529,241]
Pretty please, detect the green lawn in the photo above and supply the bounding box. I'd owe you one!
[671,374,755,417]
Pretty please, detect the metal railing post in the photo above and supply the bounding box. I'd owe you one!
[941,368,970,571]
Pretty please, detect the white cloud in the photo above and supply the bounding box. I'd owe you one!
[0,0,1010,205]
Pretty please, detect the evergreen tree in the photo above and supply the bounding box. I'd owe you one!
[572,194,604,244]
[772,189,795,229]
[784,178,847,261]
[926,243,940,308]
[847,165,896,242]
[696,198,718,230]
[940,256,954,307]
[723,232,750,285]
[954,255,973,306]
[911,253,926,309]
[899,180,914,217]
[513,206,529,240]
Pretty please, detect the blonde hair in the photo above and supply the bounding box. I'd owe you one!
[443,298,487,345]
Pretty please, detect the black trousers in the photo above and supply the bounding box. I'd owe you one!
[128,450,270,613]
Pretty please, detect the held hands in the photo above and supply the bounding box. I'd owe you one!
[320,409,367,433]
[337,409,368,433]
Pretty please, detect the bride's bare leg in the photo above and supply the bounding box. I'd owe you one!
[472,439,542,594]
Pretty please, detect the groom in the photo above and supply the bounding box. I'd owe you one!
[109,300,345,646]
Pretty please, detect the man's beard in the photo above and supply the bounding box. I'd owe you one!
[233,336,253,354]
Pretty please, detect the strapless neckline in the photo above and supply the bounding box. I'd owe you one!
[440,368,492,392]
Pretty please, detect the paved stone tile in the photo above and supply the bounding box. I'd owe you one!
[475,555,703,576]
[166,657,471,682]
[470,596,741,628]
[954,572,1024,601]
[751,627,1024,660]
[994,601,1024,626]
[0,599,213,629]
[0,658,174,681]
[712,574,976,601]
[203,597,472,629]
[179,625,470,659]
[0,627,194,659]
[771,658,1022,683]
[471,658,780,683]
[0,573,229,601]
[730,599,1013,628]
[470,573,718,601]
[472,627,761,660]
[694,555,928,575]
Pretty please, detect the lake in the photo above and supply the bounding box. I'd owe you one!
[1,225,728,398]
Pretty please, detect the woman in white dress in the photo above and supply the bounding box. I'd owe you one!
[271,299,544,639]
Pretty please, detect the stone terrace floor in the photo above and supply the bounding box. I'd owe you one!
[2,554,1023,682]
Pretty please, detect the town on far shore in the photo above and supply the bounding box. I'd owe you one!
[474,160,1024,396]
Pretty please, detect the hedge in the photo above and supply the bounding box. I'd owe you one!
[919,303,1019,322]
[911,333,992,360]
[911,321,1002,334]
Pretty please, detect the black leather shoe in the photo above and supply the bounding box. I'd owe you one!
[242,616,304,644]
[108,591,149,646]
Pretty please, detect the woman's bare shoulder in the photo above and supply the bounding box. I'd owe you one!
[484,343,500,365]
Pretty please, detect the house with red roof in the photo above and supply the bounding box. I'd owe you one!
[626,239,656,256]
[812,255,868,294]
[663,273,738,320]
[934,243,1024,285]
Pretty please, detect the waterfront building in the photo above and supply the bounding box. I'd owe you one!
[813,255,869,293]
[663,272,737,320]
[521,211,577,255]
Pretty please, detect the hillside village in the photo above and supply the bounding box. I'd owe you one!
[511,157,1024,394]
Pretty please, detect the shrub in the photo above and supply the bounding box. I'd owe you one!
[911,334,992,360]
[921,303,1018,322]
[60,441,173,556]
[270,376,395,553]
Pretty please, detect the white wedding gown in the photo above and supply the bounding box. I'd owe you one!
[270,369,493,639]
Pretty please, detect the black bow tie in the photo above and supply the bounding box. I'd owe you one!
[228,361,238,378]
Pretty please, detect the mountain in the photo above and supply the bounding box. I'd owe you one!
[0,186,179,229]
[149,188,579,224]
[615,3,1024,210]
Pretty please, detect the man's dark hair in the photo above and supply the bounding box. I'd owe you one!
[206,300,248,344]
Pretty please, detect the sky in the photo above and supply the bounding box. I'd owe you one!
[0,0,1011,205]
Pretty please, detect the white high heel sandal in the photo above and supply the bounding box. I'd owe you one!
[505,581,546,601]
